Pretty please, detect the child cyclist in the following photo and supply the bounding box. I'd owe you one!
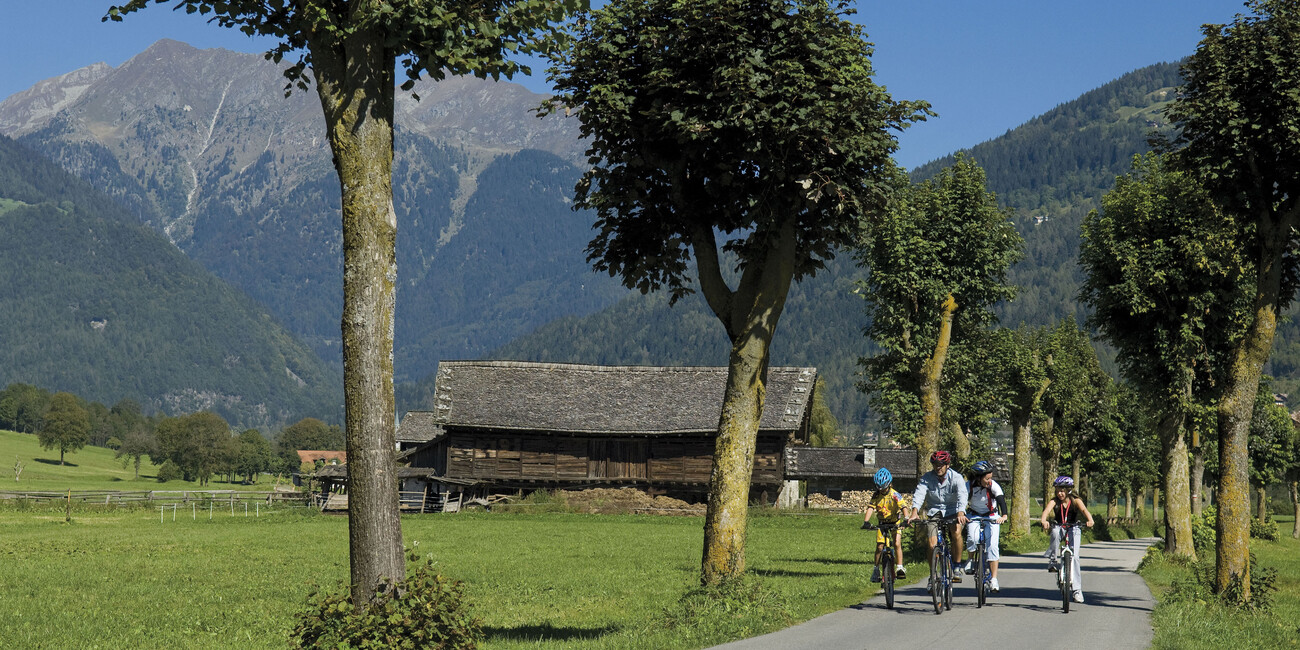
[962,460,1008,593]
[1039,475,1095,603]
[861,467,912,582]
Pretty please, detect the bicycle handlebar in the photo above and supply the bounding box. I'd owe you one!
[862,521,911,531]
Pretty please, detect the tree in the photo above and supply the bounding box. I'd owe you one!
[1079,152,1252,558]
[993,325,1051,535]
[155,412,231,486]
[38,393,90,466]
[545,0,928,585]
[277,417,345,473]
[1165,0,1300,598]
[857,155,1023,469]
[107,0,579,606]
[115,429,157,480]
[236,429,274,483]
[1248,380,1292,521]
[808,378,840,447]
[0,383,51,434]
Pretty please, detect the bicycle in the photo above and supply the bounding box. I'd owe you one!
[863,520,909,609]
[1051,522,1082,613]
[921,514,961,614]
[967,515,997,608]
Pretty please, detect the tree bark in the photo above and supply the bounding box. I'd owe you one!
[312,28,405,607]
[1154,487,1161,524]
[916,294,957,471]
[1107,492,1119,519]
[1257,485,1268,523]
[1191,427,1206,517]
[949,421,971,461]
[1213,213,1292,600]
[1125,486,1133,519]
[694,221,796,586]
[1157,411,1196,558]
[1037,413,1059,504]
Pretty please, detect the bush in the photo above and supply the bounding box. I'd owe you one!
[1249,516,1279,541]
[290,549,481,649]
[1190,505,1216,552]
[155,460,182,483]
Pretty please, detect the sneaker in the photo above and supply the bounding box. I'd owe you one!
[1047,561,1059,573]
[990,578,1000,593]
[896,565,907,579]
[951,571,962,583]
[963,560,974,575]
[871,566,881,583]
[1072,591,1084,603]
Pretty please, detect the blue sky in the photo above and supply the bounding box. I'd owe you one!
[2,1,1250,169]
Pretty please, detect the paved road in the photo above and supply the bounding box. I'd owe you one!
[714,537,1159,650]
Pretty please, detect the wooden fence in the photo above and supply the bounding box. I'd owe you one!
[0,490,311,506]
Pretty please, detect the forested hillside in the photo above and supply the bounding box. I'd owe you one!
[418,62,1280,439]
[0,134,340,428]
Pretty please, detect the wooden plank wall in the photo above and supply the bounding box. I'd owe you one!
[443,432,785,484]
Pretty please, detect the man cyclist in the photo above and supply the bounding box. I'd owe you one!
[963,460,1007,592]
[908,450,969,583]
[861,467,912,583]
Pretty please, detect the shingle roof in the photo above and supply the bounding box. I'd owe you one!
[784,447,920,479]
[397,411,444,444]
[421,361,818,435]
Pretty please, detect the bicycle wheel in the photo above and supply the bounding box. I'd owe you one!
[883,552,895,610]
[975,543,986,608]
[1060,550,1072,613]
[929,553,941,614]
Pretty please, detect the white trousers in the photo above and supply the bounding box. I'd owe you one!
[1046,526,1083,594]
[965,520,1001,561]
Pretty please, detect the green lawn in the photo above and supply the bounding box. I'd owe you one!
[1,429,287,493]
[0,505,890,649]
[1141,517,1300,649]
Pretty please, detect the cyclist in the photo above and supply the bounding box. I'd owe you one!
[962,460,1008,593]
[908,450,969,583]
[1039,475,1095,603]
[862,467,912,582]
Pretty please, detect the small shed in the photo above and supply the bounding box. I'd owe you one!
[400,361,819,502]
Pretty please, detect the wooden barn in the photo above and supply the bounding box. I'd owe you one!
[398,361,819,502]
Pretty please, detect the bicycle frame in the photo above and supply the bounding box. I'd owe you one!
[924,515,960,614]
[967,515,996,608]
[1053,522,1081,613]
[868,521,907,610]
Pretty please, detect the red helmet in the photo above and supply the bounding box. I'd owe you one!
[930,450,952,465]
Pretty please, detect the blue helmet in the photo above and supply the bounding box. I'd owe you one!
[972,460,994,475]
[874,467,892,488]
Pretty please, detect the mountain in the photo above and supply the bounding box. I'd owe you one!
[0,133,339,428]
[0,39,623,383]
[452,62,1207,440]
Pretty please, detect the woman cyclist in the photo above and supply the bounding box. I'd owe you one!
[1039,475,1095,603]
[962,460,1007,592]
[862,467,912,582]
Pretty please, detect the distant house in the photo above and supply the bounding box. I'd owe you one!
[398,361,819,502]
[297,450,347,466]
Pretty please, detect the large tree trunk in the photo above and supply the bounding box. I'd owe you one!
[1157,411,1196,558]
[1071,457,1083,502]
[1125,486,1134,519]
[1214,218,1290,600]
[313,32,405,607]
[949,421,971,461]
[694,221,795,586]
[916,294,957,470]
[1154,488,1161,524]
[1107,492,1119,519]
[1257,485,1268,523]
[1037,413,1059,504]
[1009,379,1049,536]
[1191,427,1206,517]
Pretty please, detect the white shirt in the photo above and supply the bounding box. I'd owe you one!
[968,479,1003,515]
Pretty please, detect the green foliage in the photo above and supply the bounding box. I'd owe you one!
[546,0,929,302]
[1251,517,1281,541]
[155,412,233,486]
[276,417,345,474]
[291,550,482,650]
[38,393,91,465]
[1250,379,1295,489]
[857,156,1023,445]
[1192,505,1218,552]
[155,459,182,483]
[0,382,51,434]
[808,377,840,446]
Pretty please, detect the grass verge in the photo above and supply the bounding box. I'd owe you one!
[1139,516,1300,649]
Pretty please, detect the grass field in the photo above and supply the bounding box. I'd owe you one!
[1140,517,1300,649]
[1,429,289,493]
[0,505,893,649]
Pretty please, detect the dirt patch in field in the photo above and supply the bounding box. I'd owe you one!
[560,487,705,516]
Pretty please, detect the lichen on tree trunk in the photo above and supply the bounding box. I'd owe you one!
[693,221,795,586]
[915,294,956,471]
[313,32,405,607]
[1191,429,1206,517]
[1157,411,1196,559]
